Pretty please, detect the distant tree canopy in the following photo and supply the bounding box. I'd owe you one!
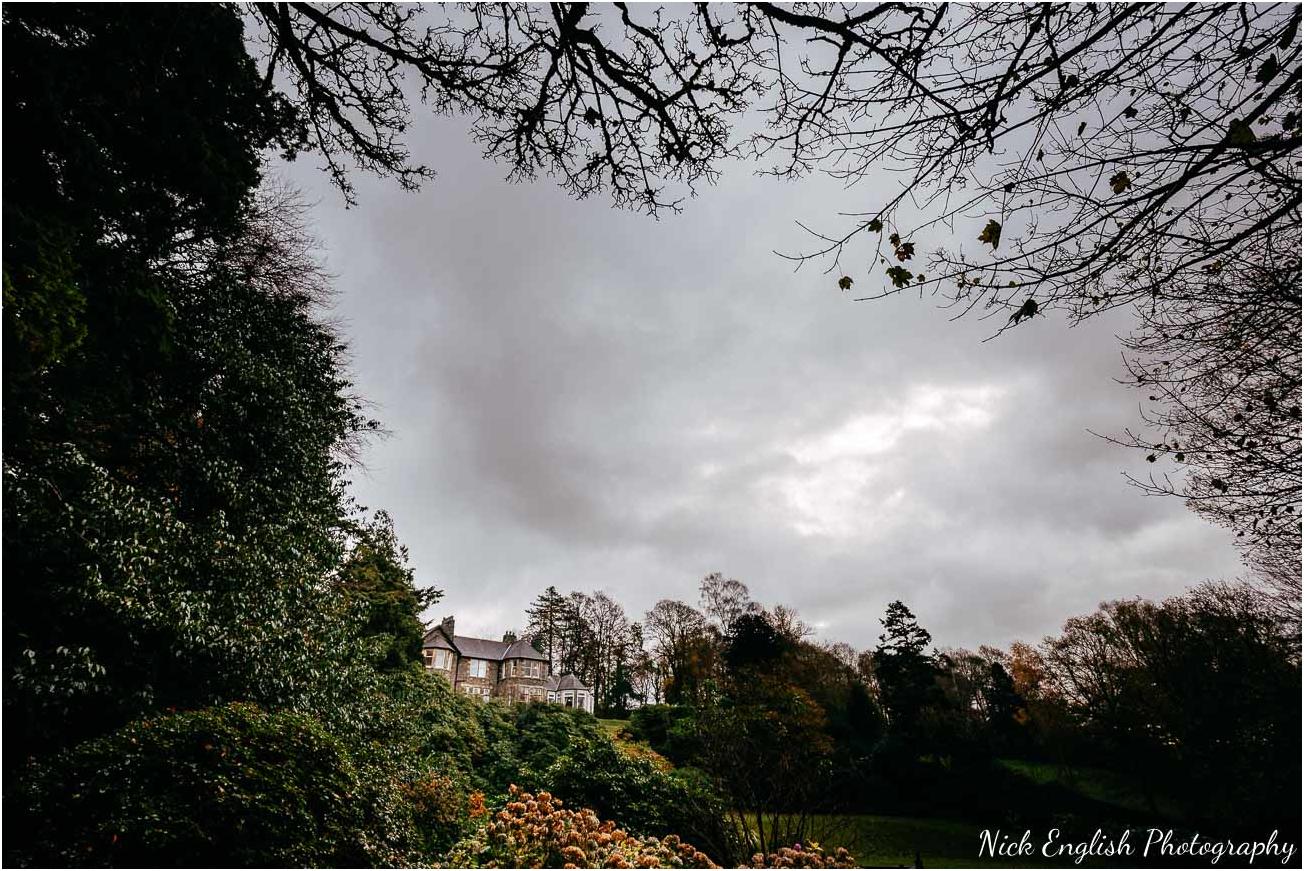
[244,2,1300,583]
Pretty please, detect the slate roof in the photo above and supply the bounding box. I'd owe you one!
[545,673,591,692]
[421,626,548,662]
[423,627,457,650]
[453,635,511,661]
[505,638,549,661]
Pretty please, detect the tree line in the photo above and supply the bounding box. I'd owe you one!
[509,572,1300,855]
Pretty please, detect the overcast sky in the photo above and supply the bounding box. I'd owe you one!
[275,111,1243,652]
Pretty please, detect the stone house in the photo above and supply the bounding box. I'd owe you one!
[422,616,594,713]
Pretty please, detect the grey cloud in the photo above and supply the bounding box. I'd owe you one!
[277,112,1243,651]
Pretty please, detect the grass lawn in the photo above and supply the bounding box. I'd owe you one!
[997,759,1183,821]
[597,717,672,769]
[737,813,1054,868]
[740,813,1141,868]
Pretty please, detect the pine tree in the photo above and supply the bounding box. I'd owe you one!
[525,586,567,675]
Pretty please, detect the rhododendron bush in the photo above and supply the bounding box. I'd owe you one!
[446,787,718,868]
[444,786,861,869]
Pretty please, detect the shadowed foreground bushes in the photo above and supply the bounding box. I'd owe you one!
[7,681,748,868]
[11,703,417,867]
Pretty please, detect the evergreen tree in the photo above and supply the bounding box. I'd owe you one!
[525,586,567,675]
[336,511,441,671]
[872,601,939,736]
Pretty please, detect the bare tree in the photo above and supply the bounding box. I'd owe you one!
[1100,231,1300,594]
[698,572,756,631]
[643,598,710,702]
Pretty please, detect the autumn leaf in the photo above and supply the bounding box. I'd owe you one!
[1255,55,1279,85]
[837,276,853,291]
[1225,118,1257,146]
[889,232,900,247]
[885,266,913,288]
[867,217,883,233]
[1076,120,1087,136]
[1109,171,1132,194]
[1009,298,1039,325]
[896,242,915,261]
[1122,105,1138,118]
[978,219,1002,249]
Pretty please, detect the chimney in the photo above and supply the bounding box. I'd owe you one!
[502,630,518,644]
[440,615,455,638]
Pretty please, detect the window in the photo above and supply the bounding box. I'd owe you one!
[423,649,455,670]
[507,660,542,679]
[426,649,452,670]
[461,684,487,699]
[467,659,488,679]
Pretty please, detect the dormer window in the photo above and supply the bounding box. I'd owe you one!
[423,649,452,670]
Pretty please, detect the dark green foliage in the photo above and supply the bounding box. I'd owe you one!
[872,601,940,737]
[723,611,790,670]
[338,511,441,671]
[3,3,344,762]
[628,704,704,764]
[3,241,374,756]
[544,734,738,864]
[3,3,301,398]
[9,703,416,867]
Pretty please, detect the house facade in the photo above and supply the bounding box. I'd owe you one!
[422,616,594,713]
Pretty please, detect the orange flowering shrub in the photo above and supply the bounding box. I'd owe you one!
[745,844,857,868]
[444,786,718,868]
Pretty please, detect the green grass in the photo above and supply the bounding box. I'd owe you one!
[596,717,672,769]
[997,759,1183,821]
[596,718,628,737]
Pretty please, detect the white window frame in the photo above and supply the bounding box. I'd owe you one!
[467,658,488,679]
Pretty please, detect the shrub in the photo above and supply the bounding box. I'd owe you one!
[404,772,488,857]
[8,702,418,867]
[746,845,857,868]
[445,786,718,869]
[628,704,702,763]
[544,738,738,863]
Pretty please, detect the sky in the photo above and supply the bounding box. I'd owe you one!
[275,111,1244,653]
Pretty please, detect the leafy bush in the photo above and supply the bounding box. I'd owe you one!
[9,702,419,867]
[628,704,703,763]
[446,786,718,869]
[545,738,737,863]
